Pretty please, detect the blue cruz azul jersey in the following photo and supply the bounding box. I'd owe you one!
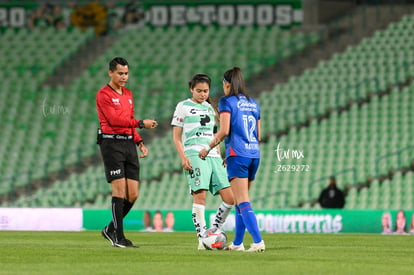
[218,95,260,159]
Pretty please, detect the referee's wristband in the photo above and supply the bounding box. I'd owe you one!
[138,120,145,128]
[136,140,144,146]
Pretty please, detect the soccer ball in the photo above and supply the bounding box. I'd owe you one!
[202,228,227,250]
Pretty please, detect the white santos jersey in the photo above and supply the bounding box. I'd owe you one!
[171,99,220,158]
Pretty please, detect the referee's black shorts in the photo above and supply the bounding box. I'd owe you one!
[99,138,140,183]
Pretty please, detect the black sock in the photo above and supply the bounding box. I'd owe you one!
[108,199,134,233]
[123,199,134,217]
[111,197,125,240]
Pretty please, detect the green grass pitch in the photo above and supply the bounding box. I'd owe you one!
[1,231,413,275]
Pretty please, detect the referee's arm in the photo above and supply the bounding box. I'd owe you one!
[133,129,143,145]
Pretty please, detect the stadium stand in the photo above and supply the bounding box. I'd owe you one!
[2,24,318,207]
[257,80,414,209]
[0,27,94,196]
[259,14,414,138]
[84,25,319,120]
[1,24,319,205]
[346,170,414,210]
[2,4,414,212]
[134,12,414,210]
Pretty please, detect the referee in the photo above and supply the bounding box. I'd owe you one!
[96,57,158,248]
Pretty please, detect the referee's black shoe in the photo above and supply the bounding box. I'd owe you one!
[101,226,116,246]
[114,238,138,248]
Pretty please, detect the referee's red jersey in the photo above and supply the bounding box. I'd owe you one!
[96,85,143,144]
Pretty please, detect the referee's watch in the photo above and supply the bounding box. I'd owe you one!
[138,120,145,128]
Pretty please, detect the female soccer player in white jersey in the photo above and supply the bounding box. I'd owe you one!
[199,67,265,252]
[171,74,234,250]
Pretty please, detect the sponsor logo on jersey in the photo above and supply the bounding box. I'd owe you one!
[112,98,120,106]
[196,132,213,137]
[190,108,212,115]
[237,100,257,111]
[174,115,183,123]
[199,114,211,126]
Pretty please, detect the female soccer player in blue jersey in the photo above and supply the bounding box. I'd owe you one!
[172,73,234,250]
[199,67,265,252]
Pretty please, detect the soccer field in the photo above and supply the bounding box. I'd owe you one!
[1,231,413,275]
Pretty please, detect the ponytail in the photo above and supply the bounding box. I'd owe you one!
[223,67,250,100]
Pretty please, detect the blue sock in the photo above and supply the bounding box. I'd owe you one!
[233,205,246,246]
[239,201,262,243]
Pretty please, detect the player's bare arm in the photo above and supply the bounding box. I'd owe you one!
[172,126,193,171]
[199,112,230,160]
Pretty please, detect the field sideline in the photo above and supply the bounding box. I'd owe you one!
[1,231,413,275]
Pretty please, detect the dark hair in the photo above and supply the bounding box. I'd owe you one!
[109,57,128,72]
[188,73,219,123]
[188,73,211,89]
[223,67,250,99]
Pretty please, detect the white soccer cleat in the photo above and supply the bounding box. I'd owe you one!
[225,242,245,251]
[198,239,206,250]
[245,240,265,253]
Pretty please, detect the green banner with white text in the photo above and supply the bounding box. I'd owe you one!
[83,209,414,234]
[0,1,302,30]
[141,0,303,28]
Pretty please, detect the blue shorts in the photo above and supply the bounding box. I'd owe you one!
[226,156,260,181]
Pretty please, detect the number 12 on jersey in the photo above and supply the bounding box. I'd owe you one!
[242,115,257,142]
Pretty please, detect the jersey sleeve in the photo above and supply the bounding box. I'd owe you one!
[130,91,143,142]
[171,102,185,127]
[133,129,143,144]
[218,97,231,114]
[96,90,140,128]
